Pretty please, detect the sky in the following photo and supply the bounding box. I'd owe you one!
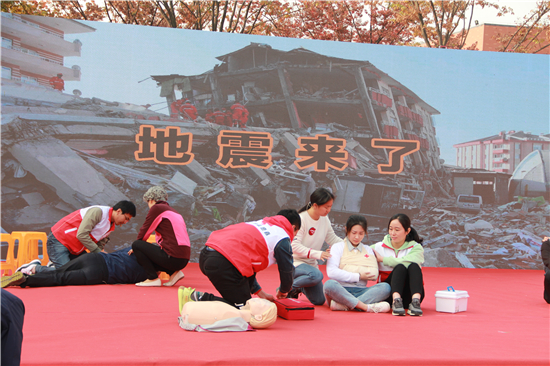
[59,1,549,165]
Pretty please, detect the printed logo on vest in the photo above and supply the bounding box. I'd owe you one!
[308,227,316,236]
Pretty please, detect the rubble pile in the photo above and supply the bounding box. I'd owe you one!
[404,198,548,270]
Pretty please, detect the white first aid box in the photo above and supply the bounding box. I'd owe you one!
[435,288,469,313]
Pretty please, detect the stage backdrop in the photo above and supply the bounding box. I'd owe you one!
[1,12,548,269]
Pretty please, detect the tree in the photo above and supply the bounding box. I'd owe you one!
[262,1,415,45]
[2,0,521,50]
[495,1,550,54]
[392,1,508,49]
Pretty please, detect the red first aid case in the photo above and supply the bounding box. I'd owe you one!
[274,298,315,320]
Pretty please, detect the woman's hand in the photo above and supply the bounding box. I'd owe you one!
[320,248,331,261]
[543,237,549,242]
[127,249,133,255]
[257,289,275,302]
[374,251,384,263]
[359,271,377,281]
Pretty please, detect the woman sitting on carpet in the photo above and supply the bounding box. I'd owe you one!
[130,186,190,287]
[323,215,391,313]
[290,188,342,305]
[371,213,425,316]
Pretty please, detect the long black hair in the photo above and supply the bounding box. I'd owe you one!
[388,213,423,244]
[298,188,335,213]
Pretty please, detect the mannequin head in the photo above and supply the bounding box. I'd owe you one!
[242,298,277,329]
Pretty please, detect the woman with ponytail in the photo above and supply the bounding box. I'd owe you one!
[290,188,342,305]
[371,213,425,316]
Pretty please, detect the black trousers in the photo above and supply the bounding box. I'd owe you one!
[384,263,425,308]
[199,247,256,308]
[131,240,188,280]
[23,252,109,288]
[1,289,25,366]
[544,268,550,304]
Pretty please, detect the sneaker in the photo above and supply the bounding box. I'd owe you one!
[367,301,391,313]
[163,270,184,287]
[392,298,406,316]
[330,300,349,311]
[408,298,423,316]
[178,286,203,313]
[16,259,41,274]
[1,272,26,288]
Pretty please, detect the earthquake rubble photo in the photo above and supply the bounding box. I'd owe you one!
[2,14,549,270]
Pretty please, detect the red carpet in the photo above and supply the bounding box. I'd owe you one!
[5,265,549,366]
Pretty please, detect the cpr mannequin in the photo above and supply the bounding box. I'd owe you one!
[178,298,277,332]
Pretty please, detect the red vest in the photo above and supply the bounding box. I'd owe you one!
[206,216,294,277]
[51,206,114,255]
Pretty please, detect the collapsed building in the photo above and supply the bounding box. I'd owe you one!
[152,43,448,222]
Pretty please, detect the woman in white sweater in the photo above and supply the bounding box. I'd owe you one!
[290,188,342,305]
[323,215,391,312]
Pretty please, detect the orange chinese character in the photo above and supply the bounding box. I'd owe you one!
[217,131,273,169]
[295,134,348,172]
[371,139,419,174]
[135,125,194,165]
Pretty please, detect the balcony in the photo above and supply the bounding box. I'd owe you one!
[492,157,509,164]
[396,104,423,126]
[1,45,80,81]
[369,88,393,110]
[1,15,82,57]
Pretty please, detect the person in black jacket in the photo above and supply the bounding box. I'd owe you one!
[542,236,550,304]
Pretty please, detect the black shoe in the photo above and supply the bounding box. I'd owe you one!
[286,287,303,299]
[408,298,423,316]
[392,298,406,316]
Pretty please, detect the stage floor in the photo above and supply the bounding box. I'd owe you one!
[5,264,549,366]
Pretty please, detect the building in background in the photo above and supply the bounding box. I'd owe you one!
[454,130,550,174]
[1,12,94,88]
[462,23,550,54]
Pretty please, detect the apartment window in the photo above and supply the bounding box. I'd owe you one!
[21,75,38,85]
[2,37,13,49]
[2,66,12,79]
[533,143,542,151]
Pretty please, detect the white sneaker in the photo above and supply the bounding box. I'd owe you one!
[330,300,349,311]
[16,259,41,275]
[163,271,184,287]
[367,301,391,313]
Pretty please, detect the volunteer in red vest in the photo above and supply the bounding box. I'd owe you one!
[179,209,301,309]
[17,200,136,275]
[371,213,425,316]
[130,186,190,287]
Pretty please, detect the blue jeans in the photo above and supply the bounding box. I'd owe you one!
[323,279,391,310]
[34,233,83,274]
[292,263,325,305]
